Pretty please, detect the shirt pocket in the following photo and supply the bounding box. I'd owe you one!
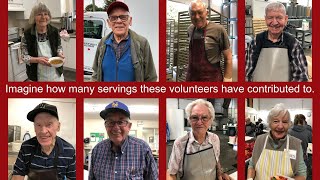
[126,167,143,180]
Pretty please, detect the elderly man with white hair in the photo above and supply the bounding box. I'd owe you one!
[247,103,307,180]
[246,2,308,82]
[167,99,232,180]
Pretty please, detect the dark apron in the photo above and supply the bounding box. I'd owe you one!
[187,28,223,82]
[180,133,217,180]
[27,144,60,180]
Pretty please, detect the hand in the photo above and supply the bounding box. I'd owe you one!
[57,52,65,59]
[37,57,51,66]
[218,173,233,180]
[223,77,232,82]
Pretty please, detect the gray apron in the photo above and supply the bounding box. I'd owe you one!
[252,48,290,82]
[27,144,60,180]
[180,134,217,180]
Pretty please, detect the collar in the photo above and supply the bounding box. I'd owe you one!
[36,136,63,156]
[189,131,212,146]
[267,132,288,147]
[264,31,284,43]
[106,33,130,45]
[30,24,53,36]
[107,136,130,154]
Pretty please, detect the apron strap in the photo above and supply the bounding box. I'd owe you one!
[181,133,190,179]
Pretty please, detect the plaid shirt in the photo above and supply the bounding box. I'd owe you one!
[89,136,158,180]
[111,34,130,60]
[246,31,308,82]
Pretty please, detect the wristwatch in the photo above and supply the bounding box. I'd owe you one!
[247,178,253,180]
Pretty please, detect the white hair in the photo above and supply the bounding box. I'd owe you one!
[28,2,52,25]
[185,99,215,124]
[189,0,207,16]
[267,103,291,124]
[265,2,287,16]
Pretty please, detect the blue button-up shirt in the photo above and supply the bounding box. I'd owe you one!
[89,136,158,180]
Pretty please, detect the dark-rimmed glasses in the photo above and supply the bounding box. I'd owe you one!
[108,15,129,22]
[105,120,129,127]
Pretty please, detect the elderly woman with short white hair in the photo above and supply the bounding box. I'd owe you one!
[21,2,65,81]
[167,99,231,180]
[247,103,307,180]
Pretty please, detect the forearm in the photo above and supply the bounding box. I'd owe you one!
[247,167,256,178]
[294,176,306,180]
[12,175,25,180]
[224,57,232,79]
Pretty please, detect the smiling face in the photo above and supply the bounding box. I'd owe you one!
[265,9,288,37]
[269,111,290,140]
[105,111,132,147]
[107,8,132,39]
[190,2,208,29]
[189,104,212,136]
[34,112,60,148]
[35,11,50,28]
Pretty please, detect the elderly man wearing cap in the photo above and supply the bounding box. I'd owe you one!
[12,103,76,180]
[89,101,158,180]
[91,1,157,82]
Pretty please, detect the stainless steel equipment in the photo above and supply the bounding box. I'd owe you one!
[63,12,74,32]
[8,27,28,82]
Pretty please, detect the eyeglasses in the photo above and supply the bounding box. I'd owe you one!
[108,15,130,22]
[105,120,129,127]
[190,115,211,122]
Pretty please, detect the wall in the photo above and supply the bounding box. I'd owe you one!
[124,0,159,79]
[8,98,76,147]
[252,0,290,18]
[252,98,313,127]
[84,118,159,149]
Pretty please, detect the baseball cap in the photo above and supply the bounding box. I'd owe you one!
[106,1,129,15]
[27,103,59,122]
[100,101,130,120]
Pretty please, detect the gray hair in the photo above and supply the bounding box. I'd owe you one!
[189,0,207,16]
[185,99,215,124]
[265,2,286,16]
[267,103,291,124]
[29,2,52,25]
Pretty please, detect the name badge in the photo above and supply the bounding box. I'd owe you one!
[289,149,297,160]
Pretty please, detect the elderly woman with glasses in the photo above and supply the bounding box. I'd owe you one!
[167,99,231,180]
[89,101,158,180]
[21,2,65,82]
[91,1,157,82]
[247,103,307,180]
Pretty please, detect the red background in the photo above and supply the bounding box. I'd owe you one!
[1,0,319,179]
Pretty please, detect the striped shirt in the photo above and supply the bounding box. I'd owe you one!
[245,31,308,82]
[89,136,158,180]
[168,131,220,176]
[13,136,76,179]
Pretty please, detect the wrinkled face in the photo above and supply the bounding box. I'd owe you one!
[265,9,288,37]
[35,11,50,27]
[105,111,131,146]
[107,8,132,38]
[189,104,212,135]
[270,111,290,140]
[190,3,208,28]
[34,112,60,148]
